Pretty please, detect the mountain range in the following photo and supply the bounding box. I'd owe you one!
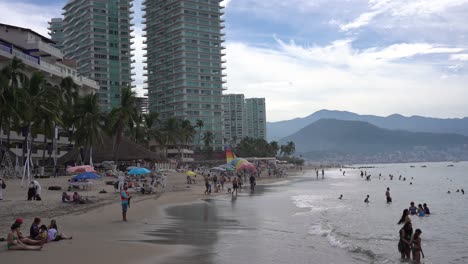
[267,110,468,142]
[279,119,468,163]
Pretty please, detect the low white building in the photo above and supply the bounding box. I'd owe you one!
[0,23,99,164]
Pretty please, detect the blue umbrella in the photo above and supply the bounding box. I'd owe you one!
[72,172,101,181]
[128,167,151,175]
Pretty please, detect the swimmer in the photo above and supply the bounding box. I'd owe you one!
[423,203,430,215]
[462,189,465,195]
[410,182,412,185]
[364,195,370,203]
[409,202,417,215]
[417,204,426,217]
[447,190,451,194]
[338,194,343,200]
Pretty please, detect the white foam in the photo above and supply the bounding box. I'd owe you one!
[291,195,327,211]
[309,224,349,249]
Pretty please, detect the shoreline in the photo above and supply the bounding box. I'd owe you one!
[0,169,303,263]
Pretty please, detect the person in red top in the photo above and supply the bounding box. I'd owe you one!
[121,185,131,221]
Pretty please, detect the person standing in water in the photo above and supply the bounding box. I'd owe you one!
[386,187,392,203]
[409,202,418,215]
[321,169,324,179]
[316,170,319,180]
[411,229,424,263]
[417,204,426,217]
[398,209,411,225]
[364,195,370,203]
[398,222,413,260]
[423,203,431,215]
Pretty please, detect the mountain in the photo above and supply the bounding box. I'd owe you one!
[267,110,468,141]
[280,119,468,163]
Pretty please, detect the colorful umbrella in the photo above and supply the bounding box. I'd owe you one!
[72,172,101,181]
[210,167,226,172]
[128,167,151,175]
[67,165,95,173]
[186,171,196,176]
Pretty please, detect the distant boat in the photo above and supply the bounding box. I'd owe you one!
[448,164,455,167]
[410,166,415,168]
[421,165,427,168]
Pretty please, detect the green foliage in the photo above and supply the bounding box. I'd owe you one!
[235,137,280,157]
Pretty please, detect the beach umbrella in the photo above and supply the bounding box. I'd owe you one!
[128,167,151,175]
[186,171,196,177]
[71,172,101,181]
[126,166,138,171]
[67,165,95,173]
[238,163,257,173]
[210,167,226,172]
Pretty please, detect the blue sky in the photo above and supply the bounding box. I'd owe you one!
[1,0,468,121]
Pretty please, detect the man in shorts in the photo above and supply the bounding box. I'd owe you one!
[121,185,131,221]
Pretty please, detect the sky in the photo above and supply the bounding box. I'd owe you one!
[1,0,468,122]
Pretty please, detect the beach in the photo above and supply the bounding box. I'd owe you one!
[0,168,298,263]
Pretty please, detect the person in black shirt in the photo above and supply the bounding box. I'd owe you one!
[249,175,256,192]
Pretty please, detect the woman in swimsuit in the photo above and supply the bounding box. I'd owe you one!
[7,223,42,250]
[411,229,423,263]
[398,209,411,225]
[398,222,413,259]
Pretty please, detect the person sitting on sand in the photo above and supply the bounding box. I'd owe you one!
[48,220,72,241]
[13,218,43,245]
[7,222,42,251]
[417,204,426,217]
[423,203,430,215]
[398,209,411,225]
[364,195,370,203]
[398,222,413,260]
[29,217,43,241]
[38,225,48,242]
[411,229,423,263]
[72,192,83,203]
[409,202,418,215]
[62,192,71,203]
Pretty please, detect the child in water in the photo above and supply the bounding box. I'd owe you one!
[411,229,423,263]
[417,204,426,217]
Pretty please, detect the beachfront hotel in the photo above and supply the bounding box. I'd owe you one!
[0,23,99,162]
[51,0,135,111]
[143,0,227,151]
[245,98,267,140]
[224,94,246,145]
[224,95,267,144]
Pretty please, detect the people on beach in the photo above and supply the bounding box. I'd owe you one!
[364,195,370,203]
[27,181,42,201]
[386,188,392,203]
[62,192,71,203]
[417,204,426,217]
[29,217,43,241]
[411,229,423,263]
[72,192,84,204]
[204,176,211,194]
[0,176,5,200]
[13,218,43,245]
[213,175,218,193]
[48,220,72,241]
[398,209,411,225]
[7,222,42,251]
[118,174,125,192]
[398,222,413,260]
[121,185,131,221]
[232,177,239,196]
[409,202,418,215]
[249,175,256,192]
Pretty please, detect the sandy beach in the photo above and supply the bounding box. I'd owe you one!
[0,168,299,263]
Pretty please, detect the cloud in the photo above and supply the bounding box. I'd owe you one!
[450,54,468,61]
[339,0,468,31]
[225,39,468,121]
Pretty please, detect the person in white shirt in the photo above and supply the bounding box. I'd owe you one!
[32,180,42,200]
[118,175,125,191]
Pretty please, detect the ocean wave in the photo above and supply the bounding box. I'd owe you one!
[309,224,377,260]
[291,195,325,211]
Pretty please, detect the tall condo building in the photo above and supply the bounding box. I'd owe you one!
[245,98,267,140]
[143,0,226,151]
[224,94,246,145]
[224,95,267,144]
[48,18,65,50]
[54,0,135,111]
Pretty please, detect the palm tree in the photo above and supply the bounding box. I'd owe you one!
[179,119,195,160]
[202,130,215,159]
[73,94,105,165]
[108,86,137,162]
[141,112,159,146]
[195,119,204,150]
[285,141,296,157]
[161,117,181,159]
[270,141,280,157]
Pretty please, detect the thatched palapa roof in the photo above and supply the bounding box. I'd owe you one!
[58,136,158,165]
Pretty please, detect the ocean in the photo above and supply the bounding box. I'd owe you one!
[145,162,468,264]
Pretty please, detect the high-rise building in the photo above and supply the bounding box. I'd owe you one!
[143,0,226,151]
[224,94,246,145]
[48,18,65,50]
[55,0,135,111]
[135,97,149,114]
[245,98,267,140]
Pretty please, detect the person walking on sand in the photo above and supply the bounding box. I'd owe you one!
[232,177,239,196]
[249,175,256,192]
[386,187,392,203]
[411,229,424,263]
[118,174,125,192]
[121,185,131,221]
